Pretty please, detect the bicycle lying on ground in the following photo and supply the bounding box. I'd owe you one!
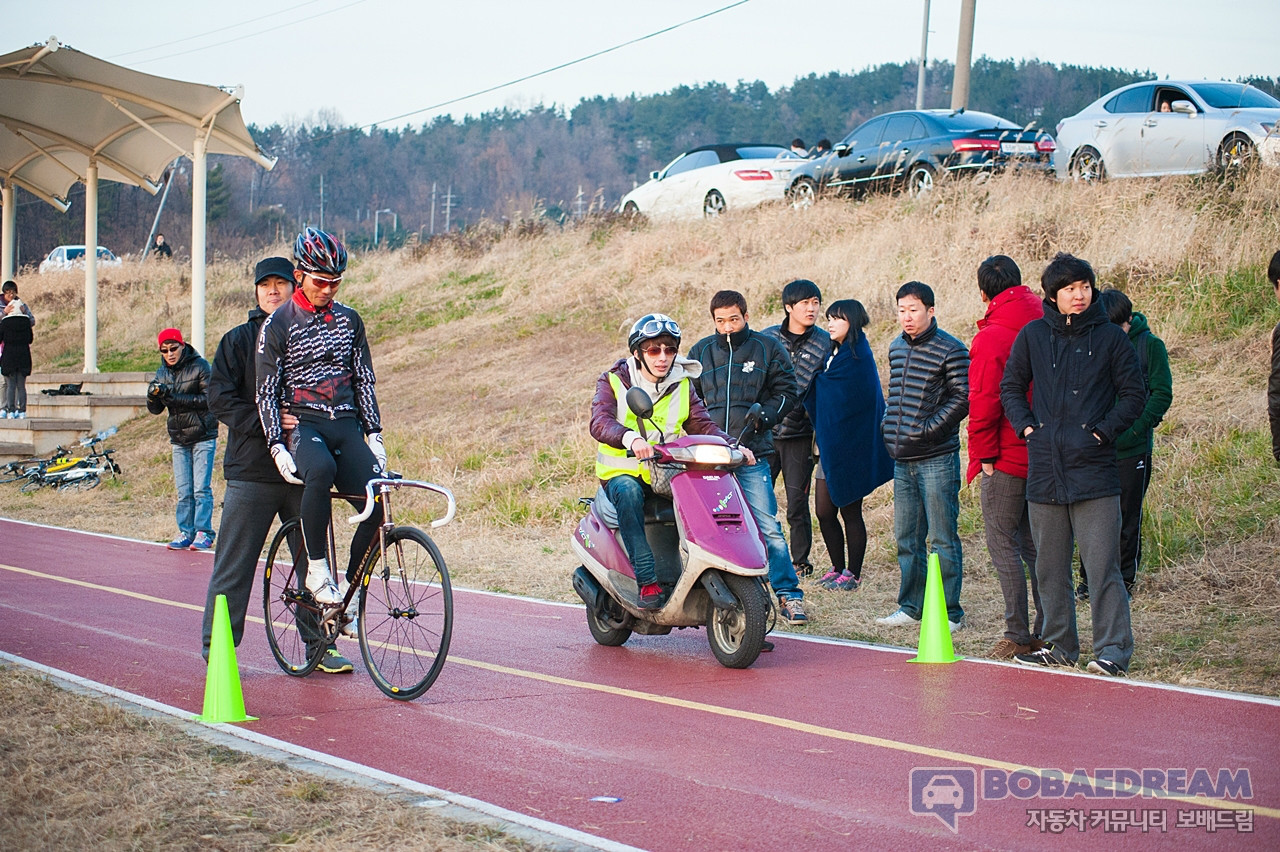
[0,427,121,492]
[262,473,456,700]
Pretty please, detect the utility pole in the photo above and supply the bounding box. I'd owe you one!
[319,174,325,230]
[951,0,977,111]
[575,185,585,219]
[916,0,931,110]
[444,185,454,232]
[430,181,437,235]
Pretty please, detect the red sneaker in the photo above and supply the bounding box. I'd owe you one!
[638,583,664,610]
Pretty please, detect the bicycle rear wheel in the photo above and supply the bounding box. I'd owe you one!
[263,518,327,676]
[57,473,101,492]
[19,476,45,493]
[359,526,452,700]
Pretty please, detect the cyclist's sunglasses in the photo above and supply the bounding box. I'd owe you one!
[636,317,681,338]
[305,271,343,287]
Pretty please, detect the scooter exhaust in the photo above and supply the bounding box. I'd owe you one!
[572,566,607,612]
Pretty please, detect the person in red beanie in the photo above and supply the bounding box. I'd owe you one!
[147,327,218,550]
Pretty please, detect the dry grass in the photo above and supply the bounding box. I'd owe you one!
[0,666,538,851]
[7,169,1280,703]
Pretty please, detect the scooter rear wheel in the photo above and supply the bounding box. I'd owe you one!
[586,599,633,646]
[707,574,768,668]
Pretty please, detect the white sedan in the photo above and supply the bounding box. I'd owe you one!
[620,144,804,220]
[38,245,123,274]
[1055,80,1280,181]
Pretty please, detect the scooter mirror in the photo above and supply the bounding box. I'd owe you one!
[625,387,655,420]
[736,402,764,446]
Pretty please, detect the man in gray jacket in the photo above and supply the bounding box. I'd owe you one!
[763,279,832,578]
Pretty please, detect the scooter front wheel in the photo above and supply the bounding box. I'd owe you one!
[586,599,633,647]
[707,574,768,668]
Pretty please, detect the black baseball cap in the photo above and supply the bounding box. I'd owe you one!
[254,257,294,286]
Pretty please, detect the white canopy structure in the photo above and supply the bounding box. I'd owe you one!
[0,37,276,367]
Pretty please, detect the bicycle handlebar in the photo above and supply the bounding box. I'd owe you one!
[347,476,457,528]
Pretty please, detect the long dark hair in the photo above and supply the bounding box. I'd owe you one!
[826,299,869,353]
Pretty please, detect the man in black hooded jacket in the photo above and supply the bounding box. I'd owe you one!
[1001,253,1145,676]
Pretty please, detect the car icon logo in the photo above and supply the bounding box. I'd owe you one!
[921,776,963,810]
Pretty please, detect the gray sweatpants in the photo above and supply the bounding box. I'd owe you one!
[1028,496,1133,669]
[981,470,1042,645]
[201,479,303,655]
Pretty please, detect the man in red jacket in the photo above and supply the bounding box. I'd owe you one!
[967,256,1044,659]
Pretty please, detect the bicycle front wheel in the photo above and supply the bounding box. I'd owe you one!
[359,526,452,700]
[263,518,327,676]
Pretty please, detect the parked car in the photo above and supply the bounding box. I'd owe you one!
[619,144,804,220]
[1055,80,1280,181]
[787,109,1055,206]
[38,245,123,274]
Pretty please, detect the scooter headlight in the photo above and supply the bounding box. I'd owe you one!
[666,444,734,466]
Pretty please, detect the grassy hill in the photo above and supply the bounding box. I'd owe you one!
[7,168,1280,696]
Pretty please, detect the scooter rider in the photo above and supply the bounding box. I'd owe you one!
[590,313,749,609]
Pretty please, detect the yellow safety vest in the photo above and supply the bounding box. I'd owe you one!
[596,373,691,483]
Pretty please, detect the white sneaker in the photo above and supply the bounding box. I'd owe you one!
[949,618,966,633]
[339,613,359,638]
[876,608,920,627]
[306,558,341,605]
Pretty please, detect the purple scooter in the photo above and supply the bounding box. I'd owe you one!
[571,389,773,668]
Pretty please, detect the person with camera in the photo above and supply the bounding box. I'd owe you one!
[147,328,218,551]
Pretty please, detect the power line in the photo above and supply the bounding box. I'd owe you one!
[312,0,752,141]
[108,0,328,60]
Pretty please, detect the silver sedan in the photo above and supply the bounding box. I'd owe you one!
[1054,80,1280,180]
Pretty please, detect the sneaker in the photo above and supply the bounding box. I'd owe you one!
[638,582,664,610]
[817,570,842,589]
[832,571,860,591]
[1075,582,1090,602]
[794,561,814,578]
[778,597,808,625]
[339,613,359,638]
[306,557,341,605]
[13,411,25,420]
[167,534,194,550]
[761,640,775,653]
[876,608,919,627]
[991,639,1032,660]
[948,617,966,633]
[190,531,215,551]
[1086,658,1126,677]
[316,646,354,674]
[1014,644,1073,668]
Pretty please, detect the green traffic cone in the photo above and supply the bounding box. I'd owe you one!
[908,552,962,664]
[195,594,257,723]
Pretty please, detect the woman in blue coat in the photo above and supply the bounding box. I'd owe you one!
[803,300,895,590]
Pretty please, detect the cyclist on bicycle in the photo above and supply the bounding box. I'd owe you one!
[256,228,385,629]
[590,313,746,609]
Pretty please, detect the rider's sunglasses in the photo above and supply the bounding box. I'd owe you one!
[636,317,681,338]
[159,344,181,354]
[306,272,343,288]
[641,344,678,357]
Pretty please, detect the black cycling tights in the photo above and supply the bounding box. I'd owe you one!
[814,478,866,580]
[294,415,383,581]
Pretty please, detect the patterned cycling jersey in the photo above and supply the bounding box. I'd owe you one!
[255,289,381,448]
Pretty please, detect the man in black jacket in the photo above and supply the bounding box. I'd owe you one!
[147,327,218,551]
[1001,253,1145,676]
[762,279,833,578]
[689,290,807,624]
[199,257,352,673]
[877,281,970,630]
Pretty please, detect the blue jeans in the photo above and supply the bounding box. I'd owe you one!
[603,474,657,586]
[735,458,802,600]
[892,451,963,622]
[172,438,216,537]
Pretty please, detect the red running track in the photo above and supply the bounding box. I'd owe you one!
[1,518,1276,851]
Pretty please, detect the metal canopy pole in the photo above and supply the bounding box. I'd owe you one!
[191,134,207,356]
[1,183,14,281]
[84,161,99,373]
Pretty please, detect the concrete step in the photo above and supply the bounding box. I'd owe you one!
[0,439,36,458]
[2,372,153,462]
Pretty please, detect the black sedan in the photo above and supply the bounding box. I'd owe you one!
[787,109,1055,205]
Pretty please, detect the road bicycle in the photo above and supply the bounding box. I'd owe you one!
[4,428,121,492]
[262,473,456,701]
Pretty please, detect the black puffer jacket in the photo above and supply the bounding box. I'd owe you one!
[761,322,832,439]
[1000,299,1145,505]
[687,325,798,458]
[147,343,218,446]
[209,307,279,483]
[881,319,970,461]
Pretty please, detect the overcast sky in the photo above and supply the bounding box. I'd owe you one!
[10,1,1276,130]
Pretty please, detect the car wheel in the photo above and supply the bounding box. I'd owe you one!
[621,200,641,219]
[1217,134,1256,171]
[789,178,818,209]
[1070,146,1106,182]
[703,190,726,217]
[907,163,936,197]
